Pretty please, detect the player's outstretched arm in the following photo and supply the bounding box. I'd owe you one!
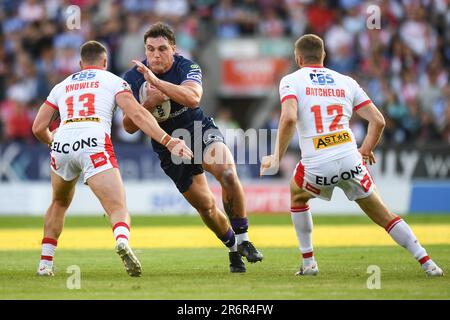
[116,92,193,159]
[355,103,386,165]
[132,60,202,108]
[32,103,59,146]
[122,83,170,134]
[122,112,140,134]
[260,98,298,176]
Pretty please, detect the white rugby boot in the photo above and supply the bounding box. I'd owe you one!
[295,262,319,276]
[37,264,55,276]
[422,260,444,277]
[116,242,142,277]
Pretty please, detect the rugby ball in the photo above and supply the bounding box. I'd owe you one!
[139,82,171,122]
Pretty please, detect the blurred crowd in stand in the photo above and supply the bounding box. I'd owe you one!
[0,0,448,148]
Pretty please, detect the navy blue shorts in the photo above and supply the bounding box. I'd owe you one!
[156,117,224,193]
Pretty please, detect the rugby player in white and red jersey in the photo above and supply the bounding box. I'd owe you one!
[32,41,193,277]
[261,34,443,277]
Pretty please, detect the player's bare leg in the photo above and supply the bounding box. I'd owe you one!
[290,177,318,276]
[356,190,444,276]
[203,142,263,263]
[37,171,78,276]
[183,173,245,272]
[87,168,141,277]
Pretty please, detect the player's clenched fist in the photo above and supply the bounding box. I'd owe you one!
[166,137,193,160]
[260,154,279,176]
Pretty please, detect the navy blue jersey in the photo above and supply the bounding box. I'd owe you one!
[123,54,205,142]
[123,54,225,193]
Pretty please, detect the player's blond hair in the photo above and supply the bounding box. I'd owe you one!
[294,34,325,65]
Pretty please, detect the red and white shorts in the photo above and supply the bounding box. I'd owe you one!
[293,152,375,201]
[50,127,118,183]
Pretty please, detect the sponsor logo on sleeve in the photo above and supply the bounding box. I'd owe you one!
[186,72,202,82]
[122,82,131,91]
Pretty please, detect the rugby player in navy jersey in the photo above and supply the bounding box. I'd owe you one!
[122,22,263,273]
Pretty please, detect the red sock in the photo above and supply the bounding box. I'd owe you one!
[40,237,57,264]
[113,222,130,244]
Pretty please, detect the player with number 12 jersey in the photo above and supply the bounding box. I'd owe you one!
[279,65,374,201]
[261,34,443,277]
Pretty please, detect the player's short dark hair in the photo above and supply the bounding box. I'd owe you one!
[294,34,325,64]
[144,22,176,46]
[80,41,107,64]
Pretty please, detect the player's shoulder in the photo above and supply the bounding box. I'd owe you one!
[174,55,202,84]
[280,69,300,83]
[175,54,198,66]
[101,69,123,81]
[280,69,306,89]
[326,68,358,86]
[174,54,201,72]
[51,73,75,92]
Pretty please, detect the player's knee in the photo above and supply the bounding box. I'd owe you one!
[219,168,238,188]
[291,193,309,207]
[195,195,216,218]
[290,183,311,206]
[51,198,72,209]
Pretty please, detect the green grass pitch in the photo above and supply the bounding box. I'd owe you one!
[0,214,449,300]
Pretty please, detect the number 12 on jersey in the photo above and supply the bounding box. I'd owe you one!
[310,104,344,134]
[65,93,96,118]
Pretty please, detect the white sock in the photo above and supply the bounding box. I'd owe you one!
[386,216,428,263]
[291,205,315,265]
[236,232,249,245]
[229,242,238,252]
[113,222,130,245]
[40,237,57,267]
[421,259,436,269]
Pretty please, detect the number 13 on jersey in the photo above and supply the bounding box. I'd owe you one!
[65,93,96,118]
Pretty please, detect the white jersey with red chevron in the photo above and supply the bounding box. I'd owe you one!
[44,66,132,135]
[279,65,371,164]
